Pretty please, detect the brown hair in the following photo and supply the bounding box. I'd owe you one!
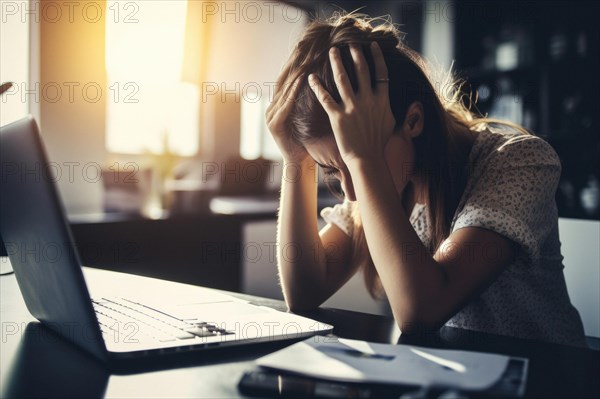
[272,12,528,298]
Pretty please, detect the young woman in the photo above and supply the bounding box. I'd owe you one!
[266,13,586,347]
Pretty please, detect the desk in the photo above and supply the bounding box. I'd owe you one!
[1,267,598,398]
[0,194,340,290]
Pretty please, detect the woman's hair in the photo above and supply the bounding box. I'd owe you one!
[271,11,528,299]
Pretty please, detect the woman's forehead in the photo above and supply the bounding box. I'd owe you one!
[304,136,342,168]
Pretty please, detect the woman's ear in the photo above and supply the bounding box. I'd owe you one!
[401,102,424,138]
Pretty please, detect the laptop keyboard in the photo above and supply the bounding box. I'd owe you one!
[92,297,234,343]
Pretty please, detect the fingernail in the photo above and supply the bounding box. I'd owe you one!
[371,41,378,49]
[329,47,337,56]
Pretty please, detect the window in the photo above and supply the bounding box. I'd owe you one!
[105,1,199,156]
[236,3,308,160]
[240,94,281,160]
[0,6,29,126]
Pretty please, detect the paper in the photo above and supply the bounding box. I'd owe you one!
[256,337,512,391]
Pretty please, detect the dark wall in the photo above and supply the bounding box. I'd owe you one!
[454,0,600,219]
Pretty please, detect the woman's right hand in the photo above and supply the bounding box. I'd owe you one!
[265,74,309,163]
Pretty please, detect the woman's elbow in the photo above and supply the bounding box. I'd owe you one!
[280,274,327,312]
[399,317,446,334]
[285,296,321,313]
[282,287,323,313]
[287,302,319,313]
[394,303,448,334]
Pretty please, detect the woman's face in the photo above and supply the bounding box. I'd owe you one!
[304,131,416,202]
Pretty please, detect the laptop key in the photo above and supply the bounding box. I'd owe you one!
[185,326,218,338]
[110,298,192,330]
[95,298,197,341]
[191,321,233,335]
[95,303,175,341]
[173,332,197,340]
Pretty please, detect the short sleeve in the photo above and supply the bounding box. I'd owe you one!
[320,199,355,237]
[452,135,561,265]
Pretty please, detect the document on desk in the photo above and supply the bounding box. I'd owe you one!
[256,337,528,395]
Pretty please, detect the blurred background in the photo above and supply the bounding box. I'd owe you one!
[1,0,598,340]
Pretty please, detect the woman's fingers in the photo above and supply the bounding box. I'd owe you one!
[309,42,389,116]
[267,74,303,129]
[276,74,304,117]
[370,41,390,99]
[265,75,302,132]
[329,47,354,104]
[308,73,339,114]
[349,43,371,95]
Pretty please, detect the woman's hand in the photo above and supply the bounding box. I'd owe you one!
[266,75,309,163]
[308,42,396,166]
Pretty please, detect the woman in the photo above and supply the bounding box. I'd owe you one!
[266,13,586,347]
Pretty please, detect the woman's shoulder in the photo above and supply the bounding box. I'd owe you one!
[320,199,355,237]
[453,125,564,265]
[469,124,561,172]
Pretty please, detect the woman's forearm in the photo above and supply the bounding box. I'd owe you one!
[347,158,446,329]
[276,157,329,310]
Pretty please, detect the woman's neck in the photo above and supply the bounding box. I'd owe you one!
[447,118,476,161]
[408,123,477,209]
[401,181,419,217]
[447,122,477,204]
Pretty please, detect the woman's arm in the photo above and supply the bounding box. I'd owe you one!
[266,75,356,312]
[276,157,356,311]
[309,42,516,330]
[348,158,515,330]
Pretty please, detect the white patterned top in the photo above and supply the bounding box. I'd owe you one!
[320,126,587,347]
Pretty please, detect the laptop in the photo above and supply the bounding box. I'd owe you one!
[0,116,333,362]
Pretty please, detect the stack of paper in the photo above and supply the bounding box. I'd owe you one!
[256,337,528,396]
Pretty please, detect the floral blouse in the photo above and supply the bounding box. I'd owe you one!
[321,126,587,347]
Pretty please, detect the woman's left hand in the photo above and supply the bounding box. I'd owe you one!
[308,41,396,166]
